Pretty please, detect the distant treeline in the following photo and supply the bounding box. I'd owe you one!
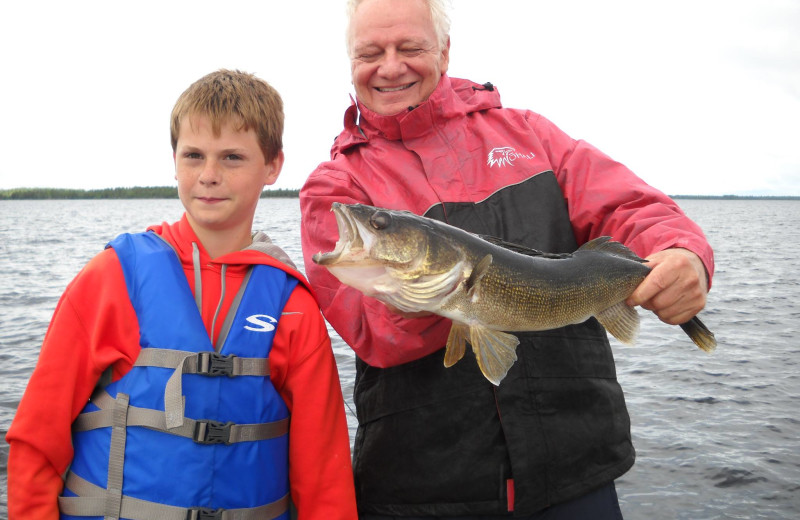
[671,194,800,200]
[1,188,796,201]
[0,187,300,200]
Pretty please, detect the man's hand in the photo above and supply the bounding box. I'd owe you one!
[626,248,709,325]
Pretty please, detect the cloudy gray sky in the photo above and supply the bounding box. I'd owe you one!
[1,0,798,195]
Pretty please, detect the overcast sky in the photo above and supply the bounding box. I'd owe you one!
[1,0,798,196]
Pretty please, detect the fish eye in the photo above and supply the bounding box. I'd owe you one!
[370,211,392,230]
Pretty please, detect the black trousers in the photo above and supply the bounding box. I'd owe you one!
[359,482,624,520]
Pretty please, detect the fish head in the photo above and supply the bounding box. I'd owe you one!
[312,203,467,311]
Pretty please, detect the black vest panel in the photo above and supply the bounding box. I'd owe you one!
[352,172,635,515]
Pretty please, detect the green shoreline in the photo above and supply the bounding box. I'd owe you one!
[0,187,798,201]
[0,187,299,200]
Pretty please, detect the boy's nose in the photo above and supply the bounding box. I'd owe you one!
[199,161,221,185]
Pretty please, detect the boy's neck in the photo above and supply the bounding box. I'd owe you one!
[189,221,253,259]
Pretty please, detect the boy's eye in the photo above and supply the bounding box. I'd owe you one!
[184,152,202,160]
[225,154,243,161]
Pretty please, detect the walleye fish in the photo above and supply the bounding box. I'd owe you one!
[313,203,717,385]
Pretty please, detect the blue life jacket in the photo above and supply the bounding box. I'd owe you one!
[59,231,297,520]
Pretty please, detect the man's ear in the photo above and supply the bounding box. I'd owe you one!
[440,37,451,75]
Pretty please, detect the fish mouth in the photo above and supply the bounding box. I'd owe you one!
[312,202,375,266]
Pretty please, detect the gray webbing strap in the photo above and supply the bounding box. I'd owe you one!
[104,392,129,519]
[135,349,269,377]
[74,389,288,443]
[60,473,289,520]
[164,352,192,429]
[132,348,270,429]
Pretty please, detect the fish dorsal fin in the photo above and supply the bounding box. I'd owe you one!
[478,234,572,259]
[595,301,640,345]
[465,254,492,297]
[577,236,647,264]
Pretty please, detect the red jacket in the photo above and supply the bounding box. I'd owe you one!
[6,215,357,519]
[301,75,715,368]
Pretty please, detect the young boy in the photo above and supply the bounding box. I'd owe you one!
[6,69,358,519]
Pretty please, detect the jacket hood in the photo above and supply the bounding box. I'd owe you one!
[147,214,301,275]
[332,75,502,155]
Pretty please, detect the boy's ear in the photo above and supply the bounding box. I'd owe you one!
[263,150,285,186]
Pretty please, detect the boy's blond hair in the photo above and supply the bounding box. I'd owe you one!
[170,69,283,163]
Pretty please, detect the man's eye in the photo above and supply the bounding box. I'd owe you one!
[356,49,381,61]
[185,152,202,160]
[225,154,243,161]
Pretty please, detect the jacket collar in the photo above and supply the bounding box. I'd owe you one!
[333,75,502,154]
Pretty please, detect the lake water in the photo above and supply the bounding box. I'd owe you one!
[1,198,799,518]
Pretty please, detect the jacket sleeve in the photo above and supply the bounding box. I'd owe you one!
[300,168,452,368]
[5,249,140,520]
[530,112,715,285]
[269,283,358,519]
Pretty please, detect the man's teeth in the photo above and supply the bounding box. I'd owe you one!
[377,84,412,92]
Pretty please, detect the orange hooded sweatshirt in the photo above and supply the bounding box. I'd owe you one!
[6,215,357,519]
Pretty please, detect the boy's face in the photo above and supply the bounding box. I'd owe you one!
[174,114,282,244]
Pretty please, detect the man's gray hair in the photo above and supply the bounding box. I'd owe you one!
[345,0,451,57]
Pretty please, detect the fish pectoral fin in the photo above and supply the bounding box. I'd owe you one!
[596,302,640,345]
[465,254,492,298]
[679,316,717,353]
[468,326,519,386]
[444,323,469,367]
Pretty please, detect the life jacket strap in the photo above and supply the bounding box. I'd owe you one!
[59,472,290,520]
[135,348,270,377]
[105,392,129,519]
[132,348,270,429]
[74,388,289,444]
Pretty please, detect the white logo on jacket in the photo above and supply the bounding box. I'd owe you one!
[487,147,536,168]
[244,314,277,332]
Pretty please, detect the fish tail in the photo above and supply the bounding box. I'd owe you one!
[679,316,717,353]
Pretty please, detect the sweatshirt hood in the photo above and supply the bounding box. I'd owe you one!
[147,214,297,272]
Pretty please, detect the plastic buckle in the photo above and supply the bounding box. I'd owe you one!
[197,352,236,377]
[186,507,223,520]
[193,420,233,445]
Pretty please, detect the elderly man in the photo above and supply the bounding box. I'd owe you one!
[300,0,714,518]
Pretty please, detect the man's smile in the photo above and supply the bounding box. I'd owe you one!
[375,82,415,93]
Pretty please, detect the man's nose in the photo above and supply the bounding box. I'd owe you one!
[378,49,407,78]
